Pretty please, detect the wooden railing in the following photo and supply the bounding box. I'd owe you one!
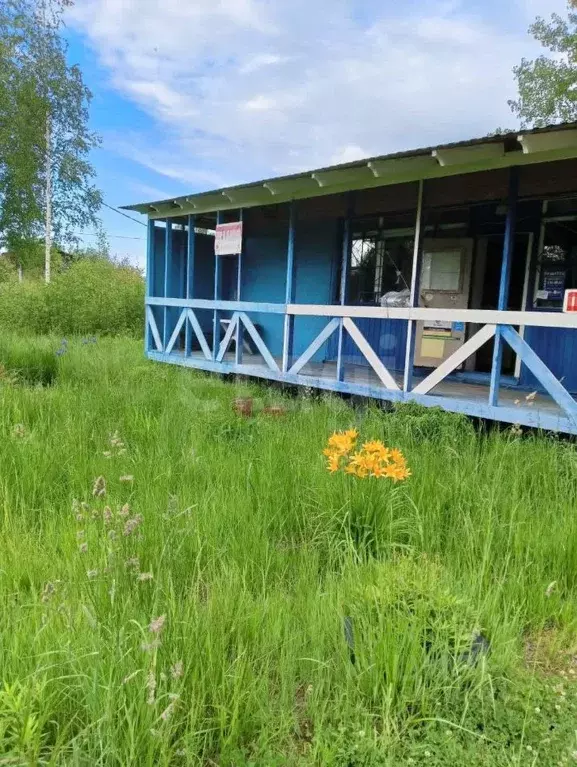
[145,297,577,434]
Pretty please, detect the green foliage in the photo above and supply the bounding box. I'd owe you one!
[0,259,144,336]
[0,680,48,763]
[3,239,65,279]
[0,280,50,334]
[0,0,101,259]
[45,258,144,336]
[0,254,17,283]
[0,336,576,763]
[386,402,476,442]
[511,4,577,125]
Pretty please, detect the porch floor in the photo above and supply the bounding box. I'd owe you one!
[190,349,574,419]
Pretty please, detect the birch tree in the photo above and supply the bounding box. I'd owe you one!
[0,0,101,281]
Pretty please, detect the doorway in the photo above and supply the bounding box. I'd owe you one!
[414,238,473,367]
[472,234,529,374]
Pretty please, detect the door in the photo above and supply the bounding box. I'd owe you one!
[415,239,473,367]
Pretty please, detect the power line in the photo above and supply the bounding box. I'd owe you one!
[74,232,145,240]
[101,201,147,227]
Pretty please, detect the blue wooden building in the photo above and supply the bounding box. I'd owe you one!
[125,124,577,434]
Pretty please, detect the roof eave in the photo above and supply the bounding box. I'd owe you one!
[122,123,577,219]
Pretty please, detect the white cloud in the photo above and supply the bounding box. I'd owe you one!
[240,54,288,74]
[243,95,278,111]
[70,0,560,195]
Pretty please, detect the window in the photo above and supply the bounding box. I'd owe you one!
[534,218,577,309]
[348,228,414,304]
[543,196,577,218]
[349,235,378,304]
[421,250,463,292]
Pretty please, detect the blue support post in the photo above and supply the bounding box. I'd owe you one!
[489,167,519,406]
[185,215,195,356]
[163,219,173,351]
[282,202,296,373]
[403,179,425,393]
[336,195,353,382]
[145,219,155,353]
[213,212,223,360]
[235,209,244,365]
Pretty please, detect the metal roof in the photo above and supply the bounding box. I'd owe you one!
[123,122,577,219]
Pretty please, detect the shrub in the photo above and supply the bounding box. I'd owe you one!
[0,259,144,337]
[0,257,17,284]
[386,401,476,441]
[45,258,144,337]
[0,281,50,335]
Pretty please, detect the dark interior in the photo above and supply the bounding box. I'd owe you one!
[474,235,528,374]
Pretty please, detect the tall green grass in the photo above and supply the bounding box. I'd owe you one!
[0,335,576,765]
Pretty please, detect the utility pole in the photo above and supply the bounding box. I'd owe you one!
[41,0,52,283]
[44,112,52,283]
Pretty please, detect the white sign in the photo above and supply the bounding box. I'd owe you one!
[563,289,577,312]
[424,320,452,330]
[215,222,243,256]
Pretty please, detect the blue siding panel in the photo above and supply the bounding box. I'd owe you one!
[152,228,165,297]
[240,222,287,356]
[166,229,186,346]
[293,219,339,359]
[521,326,577,394]
[193,234,217,334]
[240,217,339,359]
[150,228,166,337]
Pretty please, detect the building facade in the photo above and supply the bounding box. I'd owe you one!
[125,124,577,434]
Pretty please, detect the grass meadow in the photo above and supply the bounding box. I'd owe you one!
[1,334,577,765]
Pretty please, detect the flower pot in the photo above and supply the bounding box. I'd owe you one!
[263,405,286,417]
[233,397,253,417]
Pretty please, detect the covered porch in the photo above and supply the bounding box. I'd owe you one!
[131,124,577,435]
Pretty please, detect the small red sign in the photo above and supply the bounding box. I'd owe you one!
[215,222,243,256]
[563,289,577,313]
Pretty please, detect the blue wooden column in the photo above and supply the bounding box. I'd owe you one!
[212,212,223,360]
[145,219,155,352]
[403,180,425,392]
[282,202,296,373]
[489,167,519,406]
[185,214,195,356]
[163,219,173,350]
[235,209,244,365]
[336,194,354,381]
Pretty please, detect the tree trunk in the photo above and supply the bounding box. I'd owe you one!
[44,112,52,284]
[17,262,23,283]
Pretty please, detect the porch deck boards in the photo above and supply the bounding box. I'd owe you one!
[182,350,571,418]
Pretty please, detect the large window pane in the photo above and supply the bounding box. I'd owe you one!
[535,219,577,309]
[348,214,414,305]
[421,250,463,291]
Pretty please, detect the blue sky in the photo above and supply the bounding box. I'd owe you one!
[64,0,568,268]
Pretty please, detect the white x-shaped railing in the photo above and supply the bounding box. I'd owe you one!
[145,298,577,433]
